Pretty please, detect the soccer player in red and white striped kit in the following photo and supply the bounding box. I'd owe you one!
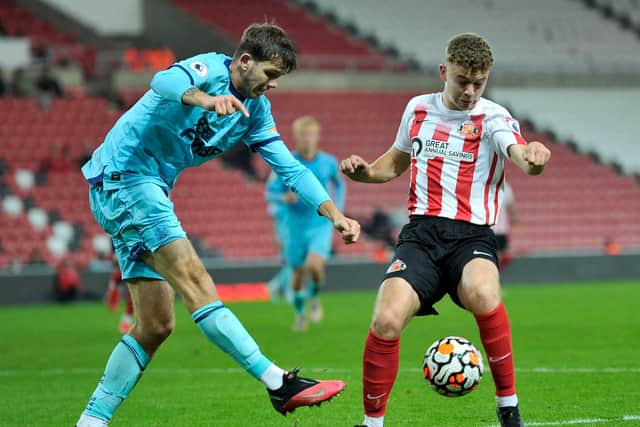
[341,33,551,427]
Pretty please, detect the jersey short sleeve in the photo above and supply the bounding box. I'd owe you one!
[243,96,281,148]
[170,53,220,92]
[486,108,527,157]
[393,97,420,153]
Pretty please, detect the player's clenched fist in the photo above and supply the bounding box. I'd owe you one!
[182,88,250,117]
[340,155,371,180]
[523,141,551,174]
[333,216,361,244]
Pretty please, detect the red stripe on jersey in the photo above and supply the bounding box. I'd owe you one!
[483,153,498,223]
[408,107,427,213]
[424,122,451,216]
[454,114,485,222]
[514,132,527,145]
[493,170,505,224]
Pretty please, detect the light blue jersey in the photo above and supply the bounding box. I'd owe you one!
[83,52,332,280]
[266,151,345,268]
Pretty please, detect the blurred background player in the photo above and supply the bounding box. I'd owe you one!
[76,24,360,427]
[104,255,134,334]
[264,171,293,304]
[266,116,345,331]
[341,33,550,427]
[492,182,518,269]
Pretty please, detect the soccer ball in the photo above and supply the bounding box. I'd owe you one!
[423,336,483,397]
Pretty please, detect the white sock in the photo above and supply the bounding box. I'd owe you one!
[363,415,384,427]
[76,413,108,427]
[496,393,518,408]
[260,363,285,390]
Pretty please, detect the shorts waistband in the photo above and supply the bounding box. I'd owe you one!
[408,215,490,230]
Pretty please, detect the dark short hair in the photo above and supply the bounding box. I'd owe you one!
[446,33,493,72]
[233,23,297,74]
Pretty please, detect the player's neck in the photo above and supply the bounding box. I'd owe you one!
[228,62,244,98]
[299,151,317,161]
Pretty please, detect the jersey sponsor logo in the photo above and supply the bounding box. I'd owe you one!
[189,61,208,77]
[412,137,475,163]
[505,116,520,134]
[457,121,478,138]
[386,259,407,273]
[180,113,223,157]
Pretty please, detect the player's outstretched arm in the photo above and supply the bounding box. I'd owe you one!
[181,88,249,117]
[150,65,249,117]
[340,147,410,183]
[508,141,551,175]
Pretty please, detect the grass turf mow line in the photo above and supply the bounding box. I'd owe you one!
[484,415,640,426]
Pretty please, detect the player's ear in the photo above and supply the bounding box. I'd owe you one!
[439,64,447,82]
[238,53,253,71]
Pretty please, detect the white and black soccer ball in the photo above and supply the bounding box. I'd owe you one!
[423,336,483,397]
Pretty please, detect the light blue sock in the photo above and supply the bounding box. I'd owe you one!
[280,266,294,304]
[84,335,150,422]
[192,301,272,379]
[293,290,306,315]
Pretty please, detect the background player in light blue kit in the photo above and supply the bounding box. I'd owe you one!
[76,24,360,427]
[265,172,294,303]
[266,116,345,331]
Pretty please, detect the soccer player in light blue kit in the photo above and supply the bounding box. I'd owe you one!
[76,24,360,427]
[266,116,345,331]
[265,172,294,303]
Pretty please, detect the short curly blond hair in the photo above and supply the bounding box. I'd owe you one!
[446,33,493,72]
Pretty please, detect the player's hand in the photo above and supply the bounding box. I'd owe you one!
[340,155,371,180]
[523,141,551,174]
[282,192,298,204]
[186,90,250,117]
[333,216,361,244]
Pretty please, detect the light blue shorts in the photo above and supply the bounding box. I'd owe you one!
[285,223,333,269]
[88,182,186,280]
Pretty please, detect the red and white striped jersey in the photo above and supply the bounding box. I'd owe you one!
[393,92,526,225]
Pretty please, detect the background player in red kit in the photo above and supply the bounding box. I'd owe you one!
[341,33,551,427]
[105,256,134,334]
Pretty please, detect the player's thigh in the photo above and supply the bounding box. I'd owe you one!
[305,226,332,269]
[456,258,501,314]
[141,238,218,309]
[383,241,446,317]
[285,232,308,270]
[372,277,421,336]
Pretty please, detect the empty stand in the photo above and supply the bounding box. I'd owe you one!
[169,0,404,71]
[491,87,640,174]
[308,0,640,75]
[0,0,96,76]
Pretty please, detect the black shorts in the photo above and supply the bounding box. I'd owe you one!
[384,216,498,316]
[495,234,509,251]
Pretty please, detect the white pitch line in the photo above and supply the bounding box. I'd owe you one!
[484,415,640,426]
[1,366,639,377]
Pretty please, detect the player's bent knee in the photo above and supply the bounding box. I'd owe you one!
[459,280,501,314]
[372,309,404,339]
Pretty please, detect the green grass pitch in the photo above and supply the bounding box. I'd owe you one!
[1,281,639,426]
